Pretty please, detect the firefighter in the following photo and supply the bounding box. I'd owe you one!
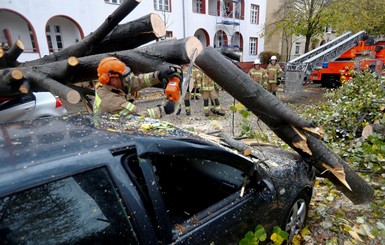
[340,66,353,83]
[176,64,192,116]
[197,67,225,117]
[266,55,283,96]
[93,57,175,119]
[191,66,201,100]
[248,58,267,88]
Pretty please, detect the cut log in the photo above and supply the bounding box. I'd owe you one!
[19,80,30,93]
[9,69,24,81]
[92,13,166,54]
[195,46,374,204]
[26,71,81,104]
[22,0,142,67]
[132,37,204,67]
[362,124,385,139]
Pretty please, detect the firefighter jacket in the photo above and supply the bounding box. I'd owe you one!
[192,67,201,89]
[266,63,283,84]
[93,72,165,119]
[339,66,353,83]
[248,67,267,85]
[191,67,201,89]
[199,72,216,91]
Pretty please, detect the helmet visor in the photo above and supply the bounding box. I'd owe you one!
[121,66,131,77]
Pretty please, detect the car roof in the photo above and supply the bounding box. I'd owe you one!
[0,113,255,177]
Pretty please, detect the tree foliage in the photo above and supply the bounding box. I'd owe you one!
[299,72,385,173]
[265,0,385,56]
[328,0,385,35]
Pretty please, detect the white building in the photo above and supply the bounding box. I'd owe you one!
[0,0,266,63]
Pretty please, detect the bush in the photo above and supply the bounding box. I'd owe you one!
[299,72,385,172]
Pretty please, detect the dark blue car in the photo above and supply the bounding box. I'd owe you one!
[0,113,315,244]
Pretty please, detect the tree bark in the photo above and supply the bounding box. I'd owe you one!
[91,13,166,54]
[195,46,374,204]
[21,0,142,67]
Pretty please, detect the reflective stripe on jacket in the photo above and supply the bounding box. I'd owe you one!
[200,73,215,91]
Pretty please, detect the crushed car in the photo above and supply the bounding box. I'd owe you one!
[0,113,315,244]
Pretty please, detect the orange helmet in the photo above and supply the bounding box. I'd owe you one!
[97,57,130,84]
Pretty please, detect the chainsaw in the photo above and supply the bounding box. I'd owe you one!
[165,49,199,115]
[165,66,183,101]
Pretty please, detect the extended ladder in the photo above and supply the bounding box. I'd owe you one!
[285,30,367,91]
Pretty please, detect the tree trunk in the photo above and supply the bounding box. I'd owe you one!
[195,46,374,204]
[304,34,311,53]
[21,0,142,67]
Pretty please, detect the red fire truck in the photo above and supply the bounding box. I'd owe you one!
[310,39,385,87]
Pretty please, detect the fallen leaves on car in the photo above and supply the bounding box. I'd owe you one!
[93,113,182,136]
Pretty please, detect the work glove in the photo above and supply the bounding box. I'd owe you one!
[163,100,175,115]
[276,77,281,86]
[157,68,176,87]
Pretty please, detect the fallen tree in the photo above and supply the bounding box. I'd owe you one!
[0,0,374,205]
[195,46,374,204]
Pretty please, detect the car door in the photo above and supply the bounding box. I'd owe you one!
[133,138,278,244]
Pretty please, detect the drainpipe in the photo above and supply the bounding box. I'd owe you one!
[182,0,186,38]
